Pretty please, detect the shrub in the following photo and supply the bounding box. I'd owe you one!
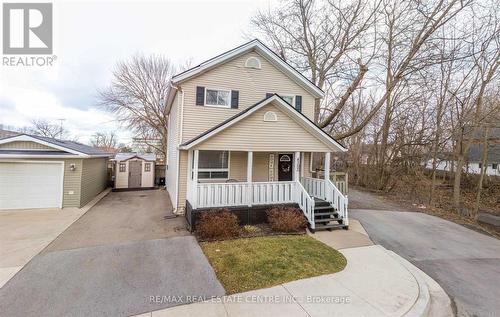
[197,209,240,240]
[243,225,262,234]
[266,206,307,232]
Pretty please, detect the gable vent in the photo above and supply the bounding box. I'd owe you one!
[245,57,261,69]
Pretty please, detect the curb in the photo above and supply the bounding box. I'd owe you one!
[383,249,453,317]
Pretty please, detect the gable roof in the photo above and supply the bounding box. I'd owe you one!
[0,134,111,157]
[166,39,324,113]
[0,129,19,139]
[179,94,346,152]
[114,153,156,161]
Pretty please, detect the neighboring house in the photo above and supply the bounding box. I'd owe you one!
[164,39,347,231]
[113,153,156,189]
[0,134,110,210]
[466,144,500,176]
[0,128,19,139]
[425,128,500,176]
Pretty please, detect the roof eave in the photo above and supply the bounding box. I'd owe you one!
[170,39,324,99]
[178,95,346,152]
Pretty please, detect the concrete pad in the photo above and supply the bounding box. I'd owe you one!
[223,286,308,317]
[337,246,419,316]
[0,208,84,268]
[0,266,22,288]
[348,219,369,236]
[0,236,225,317]
[0,189,110,288]
[152,301,227,317]
[283,276,386,316]
[44,190,189,252]
[308,224,373,250]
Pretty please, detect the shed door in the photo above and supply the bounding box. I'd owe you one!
[128,161,142,188]
[0,162,63,210]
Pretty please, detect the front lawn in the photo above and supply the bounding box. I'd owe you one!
[200,235,347,294]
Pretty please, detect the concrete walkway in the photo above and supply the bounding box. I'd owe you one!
[140,244,451,317]
[0,189,110,288]
[139,220,452,317]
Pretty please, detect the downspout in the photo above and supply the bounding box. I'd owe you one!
[174,85,185,214]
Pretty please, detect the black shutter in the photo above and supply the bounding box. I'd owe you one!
[266,93,273,99]
[295,95,302,112]
[231,90,239,109]
[196,86,205,106]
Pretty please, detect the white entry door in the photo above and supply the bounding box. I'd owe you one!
[0,161,64,210]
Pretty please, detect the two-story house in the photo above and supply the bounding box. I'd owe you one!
[164,39,347,232]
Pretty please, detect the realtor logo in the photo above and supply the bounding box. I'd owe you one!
[2,3,53,54]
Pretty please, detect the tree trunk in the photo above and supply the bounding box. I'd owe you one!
[473,127,489,218]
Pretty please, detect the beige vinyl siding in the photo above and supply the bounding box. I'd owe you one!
[180,50,316,142]
[229,151,247,181]
[0,141,57,150]
[166,93,181,209]
[194,103,332,152]
[62,159,83,207]
[80,158,107,207]
[177,150,189,211]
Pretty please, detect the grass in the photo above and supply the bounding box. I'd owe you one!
[200,235,347,294]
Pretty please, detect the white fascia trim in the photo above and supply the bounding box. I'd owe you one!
[178,95,347,152]
[165,83,178,114]
[0,154,84,159]
[171,40,324,98]
[0,135,89,156]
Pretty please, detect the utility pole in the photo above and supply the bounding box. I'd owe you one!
[57,118,66,139]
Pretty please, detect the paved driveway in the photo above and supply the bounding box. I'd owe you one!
[0,190,225,316]
[349,189,500,317]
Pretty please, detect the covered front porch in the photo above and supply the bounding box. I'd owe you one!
[185,150,348,231]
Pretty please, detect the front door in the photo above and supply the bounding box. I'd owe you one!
[128,161,142,188]
[278,153,293,181]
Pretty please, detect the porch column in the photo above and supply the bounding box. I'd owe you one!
[324,152,330,182]
[247,151,253,206]
[187,149,193,202]
[192,150,199,208]
[294,151,300,181]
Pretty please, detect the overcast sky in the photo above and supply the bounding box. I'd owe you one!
[0,0,275,144]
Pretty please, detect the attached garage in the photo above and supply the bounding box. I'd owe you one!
[0,134,111,210]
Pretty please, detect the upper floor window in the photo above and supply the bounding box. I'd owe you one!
[205,89,231,107]
[245,57,261,69]
[280,95,294,106]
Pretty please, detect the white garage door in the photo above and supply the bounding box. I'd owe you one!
[0,162,64,210]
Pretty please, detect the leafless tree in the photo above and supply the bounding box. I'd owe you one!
[90,131,118,152]
[27,119,70,139]
[98,54,174,159]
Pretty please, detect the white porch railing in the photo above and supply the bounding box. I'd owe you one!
[301,177,349,225]
[189,178,347,229]
[195,181,296,209]
[192,180,317,229]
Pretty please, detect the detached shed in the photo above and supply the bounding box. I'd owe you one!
[114,153,156,189]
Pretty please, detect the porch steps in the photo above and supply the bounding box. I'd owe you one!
[311,198,348,232]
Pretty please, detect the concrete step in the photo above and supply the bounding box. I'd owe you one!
[314,217,342,223]
[314,205,335,211]
[313,223,348,231]
[314,211,339,217]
